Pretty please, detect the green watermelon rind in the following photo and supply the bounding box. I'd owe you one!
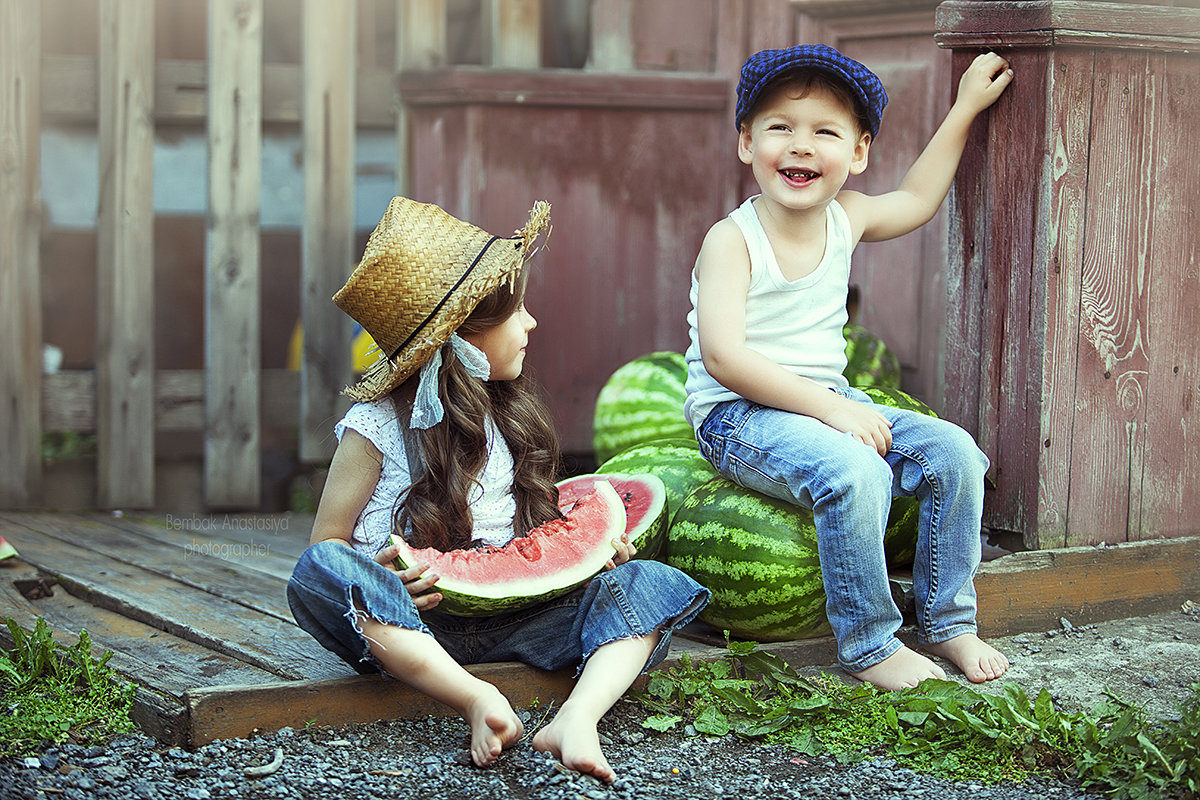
[592,351,696,463]
[556,472,669,562]
[392,481,626,617]
[667,477,832,642]
[843,324,902,390]
[598,437,718,526]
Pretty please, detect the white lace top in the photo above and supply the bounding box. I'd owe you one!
[334,399,518,556]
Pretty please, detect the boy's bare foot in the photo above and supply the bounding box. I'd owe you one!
[532,709,616,784]
[464,685,523,767]
[923,633,1009,683]
[850,645,946,691]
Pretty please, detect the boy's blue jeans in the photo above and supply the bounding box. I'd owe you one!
[287,540,709,677]
[696,387,989,674]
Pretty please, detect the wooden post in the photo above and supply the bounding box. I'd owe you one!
[0,0,42,508]
[937,0,1200,547]
[206,0,263,509]
[299,0,355,464]
[97,0,156,509]
[491,0,542,68]
[396,0,447,197]
[587,0,633,71]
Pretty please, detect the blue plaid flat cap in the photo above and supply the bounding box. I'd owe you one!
[735,44,888,138]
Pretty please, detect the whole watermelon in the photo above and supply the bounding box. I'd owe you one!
[668,477,831,641]
[864,386,939,567]
[592,351,695,463]
[598,437,718,526]
[843,323,901,390]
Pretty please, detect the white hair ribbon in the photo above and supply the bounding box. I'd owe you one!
[409,334,492,430]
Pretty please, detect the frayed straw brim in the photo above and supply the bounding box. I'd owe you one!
[333,197,551,403]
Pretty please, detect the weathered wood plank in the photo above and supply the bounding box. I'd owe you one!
[974,537,1200,636]
[41,56,396,127]
[1036,50,1094,549]
[0,518,349,682]
[0,559,282,744]
[1138,53,1200,540]
[299,0,355,464]
[96,0,156,509]
[935,0,1200,43]
[396,0,447,196]
[587,0,633,71]
[1065,50,1154,546]
[0,0,43,508]
[0,512,296,622]
[492,0,542,68]
[113,513,308,580]
[206,0,263,509]
[42,369,300,434]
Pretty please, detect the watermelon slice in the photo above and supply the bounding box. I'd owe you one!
[392,481,626,616]
[0,536,17,561]
[556,472,668,561]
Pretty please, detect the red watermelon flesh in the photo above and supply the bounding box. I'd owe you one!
[392,480,626,616]
[0,536,17,560]
[556,473,668,561]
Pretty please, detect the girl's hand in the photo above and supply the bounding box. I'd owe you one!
[376,542,443,611]
[954,51,1013,115]
[604,532,636,570]
[821,396,893,457]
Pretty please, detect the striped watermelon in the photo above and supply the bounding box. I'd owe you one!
[556,473,668,561]
[392,481,626,616]
[598,437,718,526]
[843,324,901,390]
[865,386,939,567]
[592,351,696,463]
[667,477,831,641]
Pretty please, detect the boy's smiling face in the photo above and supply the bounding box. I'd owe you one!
[738,78,872,214]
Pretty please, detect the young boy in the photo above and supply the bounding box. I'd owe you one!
[684,44,1013,691]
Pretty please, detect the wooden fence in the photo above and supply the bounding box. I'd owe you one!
[4,0,967,513]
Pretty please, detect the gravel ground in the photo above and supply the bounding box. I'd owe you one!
[4,606,1198,800]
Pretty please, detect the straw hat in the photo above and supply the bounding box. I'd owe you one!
[334,196,551,402]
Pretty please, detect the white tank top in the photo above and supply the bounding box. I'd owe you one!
[684,196,852,430]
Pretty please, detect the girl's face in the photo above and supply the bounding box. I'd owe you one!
[461,302,537,381]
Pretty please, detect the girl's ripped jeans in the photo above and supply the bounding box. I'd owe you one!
[696,387,989,673]
[287,540,710,677]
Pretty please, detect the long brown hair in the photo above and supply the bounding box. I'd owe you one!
[392,270,562,552]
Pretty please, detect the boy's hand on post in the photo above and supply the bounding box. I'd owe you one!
[820,396,893,457]
[955,51,1013,115]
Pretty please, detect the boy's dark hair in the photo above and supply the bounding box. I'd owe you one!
[740,69,875,138]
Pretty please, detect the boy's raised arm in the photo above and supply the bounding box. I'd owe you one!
[842,51,1012,244]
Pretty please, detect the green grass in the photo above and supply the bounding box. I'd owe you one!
[0,617,135,756]
[635,639,1200,799]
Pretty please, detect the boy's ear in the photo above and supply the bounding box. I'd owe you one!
[737,125,755,165]
[849,132,872,175]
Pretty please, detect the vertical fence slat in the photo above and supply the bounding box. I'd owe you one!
[300,0,355,463]
[0,0,42,507]
[97,0,155,509]
[492,0,542,68]
[206,0,263,508]
[396,0,447,196]
[587,0,633,71]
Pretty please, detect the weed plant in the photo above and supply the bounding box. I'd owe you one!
[0,617,135,756]
[636,639,1199,800]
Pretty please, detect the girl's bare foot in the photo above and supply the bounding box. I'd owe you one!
[850,645,946,691]
[464,685,523,767]
[532,709,616,784]
[923,633,1009,683]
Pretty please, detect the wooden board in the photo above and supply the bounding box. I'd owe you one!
[0,512,1195,749]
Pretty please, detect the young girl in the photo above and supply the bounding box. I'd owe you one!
[287,196,709,783]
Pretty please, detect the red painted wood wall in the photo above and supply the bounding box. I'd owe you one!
[939,0,1200,547]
